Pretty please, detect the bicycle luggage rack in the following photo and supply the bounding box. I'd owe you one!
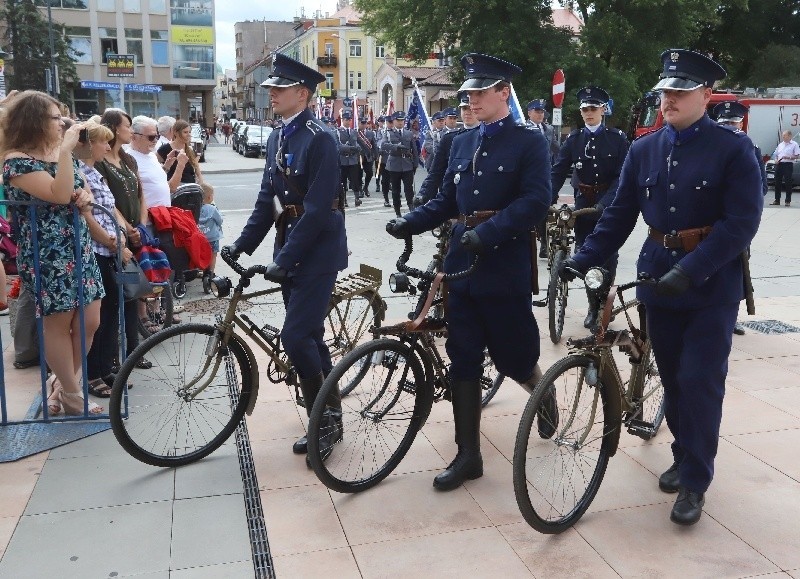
[330,264,383,301]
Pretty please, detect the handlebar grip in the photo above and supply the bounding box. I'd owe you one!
[221,246,247,275]
[572,207,600,217]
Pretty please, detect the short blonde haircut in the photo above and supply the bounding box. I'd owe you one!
[201,182,214,202]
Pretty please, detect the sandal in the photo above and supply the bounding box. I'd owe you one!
[44,375,63,415]
[87,378,112,398]
[139,317,161,333]
[135,357,153,370]
[102,373,133,390]
[60,391,104,416]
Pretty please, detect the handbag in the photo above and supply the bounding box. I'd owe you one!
[113,258,153,301]
[136,245,172,284]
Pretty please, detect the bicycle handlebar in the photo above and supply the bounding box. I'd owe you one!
[396,236,479,282]
[547,204,599,218]
[220,246,269,280]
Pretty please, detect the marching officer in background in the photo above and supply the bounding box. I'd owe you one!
[358,117,378,197]
[442,107,460,133]
[713,100,768,336]
[376,116,393,207]
[560,49,763,525]
[225,53,348,464]
[423,111,444,171]
[551,86,629,328]
[417,92,479,205]
[386,53,552,491]
[337,110,363,207]
[382,110,419,216]
[527,98,559,258]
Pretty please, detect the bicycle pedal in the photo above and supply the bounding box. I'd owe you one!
[260,323,280,339]
[531,299,547,307]
[626,418,656,439]
[399,379,417,394]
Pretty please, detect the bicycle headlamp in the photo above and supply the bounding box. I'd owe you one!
[210,276,232,298]
[584,267,606,290]
[559,209,571,222]
[389,272,410,293]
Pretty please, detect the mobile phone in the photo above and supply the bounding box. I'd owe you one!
[78,128,88,143]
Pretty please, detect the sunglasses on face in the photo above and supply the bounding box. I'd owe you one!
[134,133,159,142]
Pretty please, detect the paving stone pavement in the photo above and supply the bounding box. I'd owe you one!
[1,161,799,577]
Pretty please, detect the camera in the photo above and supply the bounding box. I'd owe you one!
[78,128,88,143]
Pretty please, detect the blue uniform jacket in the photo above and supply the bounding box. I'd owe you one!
[571,114,763,310]
[404,116,551,296]
[418,127,466,203]
[234,108,348,276]
[551,125,629,209]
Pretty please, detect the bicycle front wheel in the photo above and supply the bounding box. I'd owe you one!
[513,355,615,533]
[307,338,431,493]
[110,323,254,467]
[548,249,569,344]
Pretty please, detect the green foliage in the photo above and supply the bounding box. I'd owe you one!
[1,0,81,105]
[742,44,800,87]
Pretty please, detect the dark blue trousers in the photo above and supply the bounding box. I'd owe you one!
[646,303,738,493]
[281,272,337,380]
[446,290,540,383]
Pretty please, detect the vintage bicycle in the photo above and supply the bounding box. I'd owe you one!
[513,267,665,533]
[541,204,598,343]
[109,248,386,467]
[305,237,504,493]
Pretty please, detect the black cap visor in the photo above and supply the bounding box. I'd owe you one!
[652,76,704,91]
[458,77,503,91]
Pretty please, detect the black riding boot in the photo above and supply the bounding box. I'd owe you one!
[293,373,324,454]
[306,379,343,468]
[521,365,559,439]
[583,288,601,330]
[433,380,483,491]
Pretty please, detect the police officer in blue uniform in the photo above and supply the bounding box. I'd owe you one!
[382,110,419,216]
[225,54,349,462]
[386,53,552,491]
[560,49,763,525]
[551,87,629,328]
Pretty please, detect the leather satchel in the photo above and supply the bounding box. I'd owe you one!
[113,258,153,301]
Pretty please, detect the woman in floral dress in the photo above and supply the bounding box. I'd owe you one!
[0,90,104,416]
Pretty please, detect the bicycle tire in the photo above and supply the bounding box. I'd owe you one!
[548,249,569,344]
[632,338,665,438]
[307,338,430,493]
[110,323,254,467]
[137,287,174,339]
[480,354,504,407]
[326,289,385,396]
[513,354,614,533]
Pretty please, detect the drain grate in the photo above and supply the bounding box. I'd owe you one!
[740,319,800,335]
[227,356,275,578]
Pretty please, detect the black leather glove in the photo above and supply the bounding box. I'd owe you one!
[558,257,581,282]
[460,230,484,254]
[386,218,410,239]
[223,244,241,260]
[264,262,288,284]
[412,195,425,209]
[656,264,691,297]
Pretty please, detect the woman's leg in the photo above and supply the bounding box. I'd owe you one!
[43,311,82,394]
[69,299,101,377]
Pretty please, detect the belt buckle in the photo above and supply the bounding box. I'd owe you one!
[663,234,676,249]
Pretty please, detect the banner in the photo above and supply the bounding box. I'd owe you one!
[405,84,430,165]
[509,84,525,125]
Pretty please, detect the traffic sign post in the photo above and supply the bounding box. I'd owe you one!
[552,69,565,145]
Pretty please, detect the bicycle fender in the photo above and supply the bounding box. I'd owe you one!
[233,333,260,417]
[599,359,623,457]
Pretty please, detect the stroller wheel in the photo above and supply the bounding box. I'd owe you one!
[172,282,187,299]
[202,272,212,294]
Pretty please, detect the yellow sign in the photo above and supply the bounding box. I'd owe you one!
[319,88,332,97]
[171,26,213,46]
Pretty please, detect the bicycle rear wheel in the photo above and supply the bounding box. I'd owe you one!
[480,353,504,407]
[513,355,615,533]
[548,249,569,344]
[137,286,174,338]
[109,323,254,467]
[307,338,431,493]
[630,339,665,439]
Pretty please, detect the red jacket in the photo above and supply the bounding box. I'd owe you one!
[149,206,212,270]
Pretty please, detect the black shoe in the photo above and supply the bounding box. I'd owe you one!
[538,246,548,259]
[659,461,681,493]
[583,309,599,330]
[670,488,705,525]
[384,201,391,208]
[344,201,350,208]
[13,358,39,370]
[355,198,362,207]
[433,449,483,491]
[135,357,153,370]
[536,385,559,439]
[293,436,308,454]
[733,323,746,336]
[363,189,370,197]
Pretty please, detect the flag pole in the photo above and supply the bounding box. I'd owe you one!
[509,83,525,125]
[412,79,432,129]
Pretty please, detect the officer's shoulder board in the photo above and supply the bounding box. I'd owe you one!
[713,122,749,139]
[305,119,325,135]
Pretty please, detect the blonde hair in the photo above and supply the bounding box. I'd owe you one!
[201,182,214,203]
[172,119,200,175]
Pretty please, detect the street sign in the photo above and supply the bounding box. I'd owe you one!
[552,108,562,126]
[552,69,565,108]
[107,54,135,77]
[606,98,614,116]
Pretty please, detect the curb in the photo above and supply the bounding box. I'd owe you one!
[203,167,264,175]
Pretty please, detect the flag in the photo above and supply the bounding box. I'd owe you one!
[386,99,395,118]
[509,84,525,125]
[368,105,374,126]
[315,95,323,119]
[353,94,359,131]
[405,83,430,166]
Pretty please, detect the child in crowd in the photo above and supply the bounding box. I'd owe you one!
[199,182,222,273]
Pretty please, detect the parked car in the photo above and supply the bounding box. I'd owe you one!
[765,132,800,189]
[190,124,206,162]
[239,125,273,157]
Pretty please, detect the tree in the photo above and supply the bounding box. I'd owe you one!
[1,0,81,104]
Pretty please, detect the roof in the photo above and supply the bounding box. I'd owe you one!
[418,68,452,86]
[396,66,447,83]
[331,5,362,23]
[552,8,583,35]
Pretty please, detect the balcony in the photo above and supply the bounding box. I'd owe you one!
[317,55,338,67]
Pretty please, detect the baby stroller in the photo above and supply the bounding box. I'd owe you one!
[153,183,212,299]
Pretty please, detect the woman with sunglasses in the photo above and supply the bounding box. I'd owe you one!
[551,86,630,329]
[156,119,203,190]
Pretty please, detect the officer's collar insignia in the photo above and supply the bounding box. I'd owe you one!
[670,52,680,62]
[466,56,474,65]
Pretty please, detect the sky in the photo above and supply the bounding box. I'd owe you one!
[215,1,339,72]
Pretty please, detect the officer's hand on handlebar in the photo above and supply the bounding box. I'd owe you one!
[655,264,691,297]
[558,257,581,282]
[593,202,605,213]
[386,218,410,239]
[223,244,242,260]
[264,262,288,284]
[460,230,484,254]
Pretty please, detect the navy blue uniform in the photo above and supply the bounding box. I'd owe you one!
[405,117,551,382]
[551,125,629,277]
[234,108,348,379]
[417,127,471,204]
[571,114,763,493]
